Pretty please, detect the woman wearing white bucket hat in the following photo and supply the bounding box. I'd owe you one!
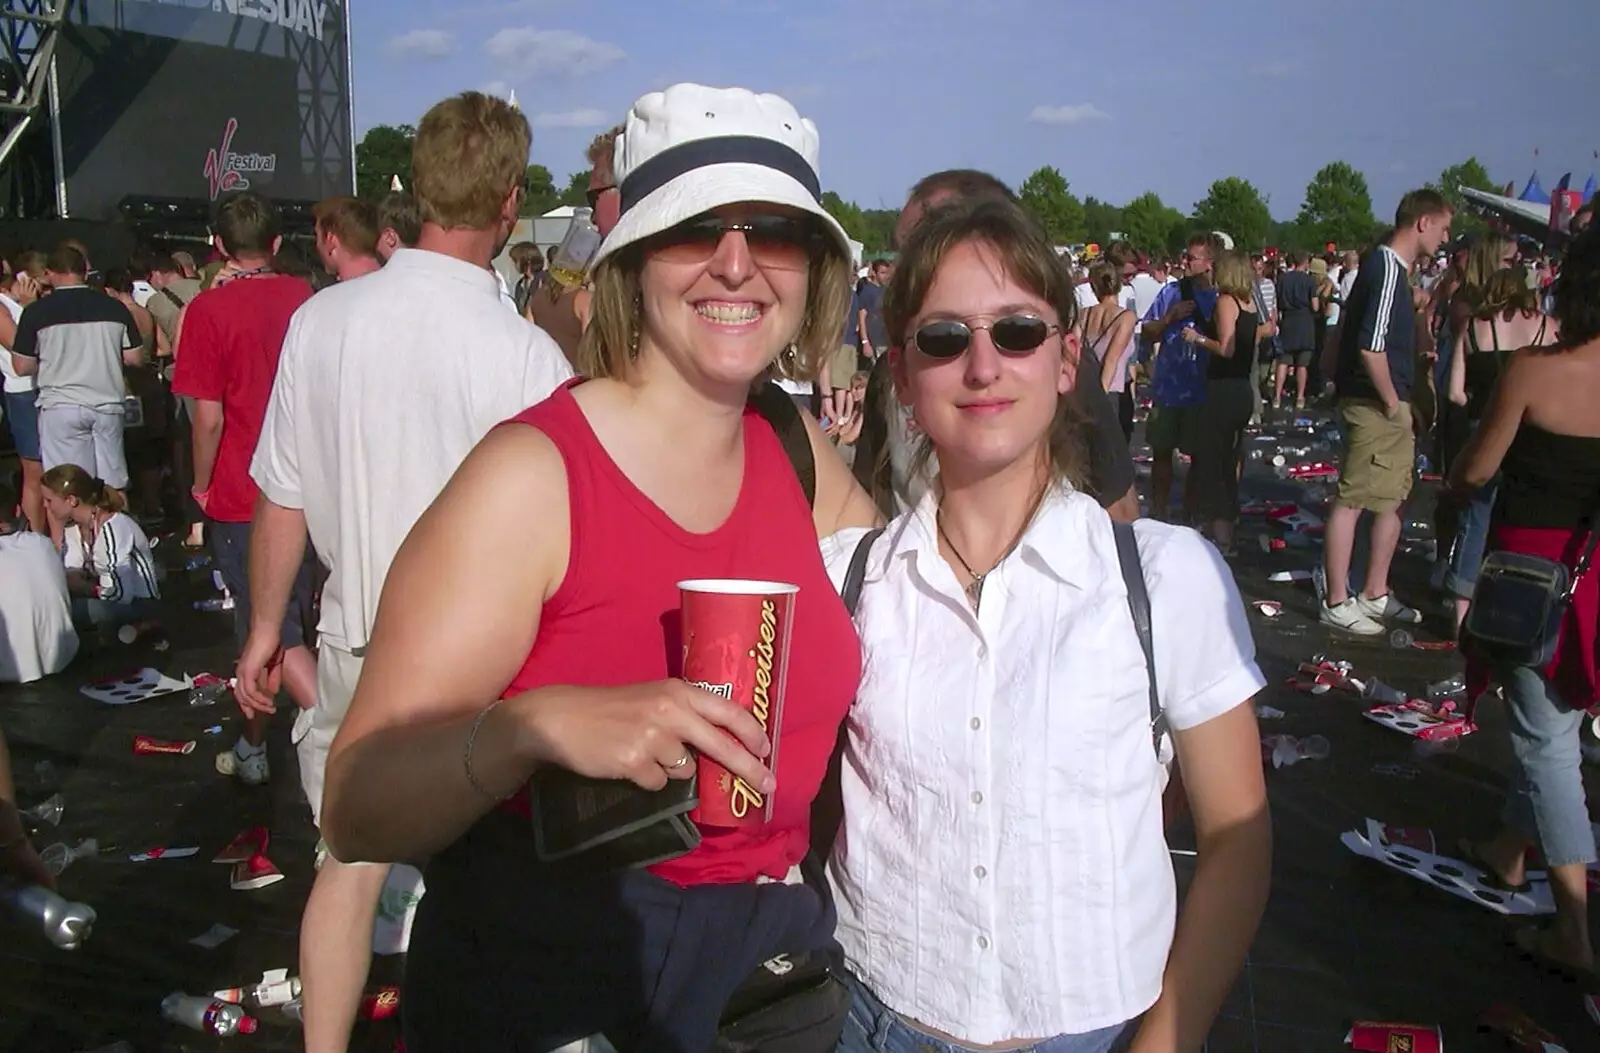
[320,84,880,1051]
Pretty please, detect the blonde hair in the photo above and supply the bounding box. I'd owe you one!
[42,464,126,514]
[1214,249,1256,299]
[885,198,1088,491]
[412,92,531,230]
[1465,234,1514,296]
[576,219,853,384]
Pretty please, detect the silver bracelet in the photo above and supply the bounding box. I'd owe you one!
[463,699,511,801]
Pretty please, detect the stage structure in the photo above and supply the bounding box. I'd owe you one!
[0,0,353,224]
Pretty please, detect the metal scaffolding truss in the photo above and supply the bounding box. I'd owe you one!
[0,0,64,172]
[284,6,351,194]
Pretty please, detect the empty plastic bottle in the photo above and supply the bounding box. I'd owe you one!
[0,881,96,949]
[39,838,97,878]
[184,553,212,571]
[189,680,230,707]
[194,597,236,613]
[160,993,259,1036]
[1360,678,1407,705]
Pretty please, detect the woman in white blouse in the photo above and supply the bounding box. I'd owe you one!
[823,198,1271,1053]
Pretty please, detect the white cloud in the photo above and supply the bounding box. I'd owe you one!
[531,108,609,129]
[388,29,454,60]
[1028,104,1109,126]
[484,26,625,79]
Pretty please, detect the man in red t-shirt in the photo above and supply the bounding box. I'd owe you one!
[172,192,317,786]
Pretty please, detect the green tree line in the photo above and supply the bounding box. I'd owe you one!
[356,125,1499,256]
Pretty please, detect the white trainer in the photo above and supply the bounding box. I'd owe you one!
[215,747,270,786]
[1355,592,1424,625]
[1320,597,1385,635]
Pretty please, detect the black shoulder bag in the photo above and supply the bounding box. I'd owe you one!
[1462,499,1600,670]
[528,383,819,868]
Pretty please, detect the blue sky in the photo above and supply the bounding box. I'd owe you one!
[353,0,1600,220]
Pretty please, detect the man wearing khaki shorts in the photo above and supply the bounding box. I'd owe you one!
[1321,189,1453,635]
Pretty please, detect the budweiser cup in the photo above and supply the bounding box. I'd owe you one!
[677,579,799,828]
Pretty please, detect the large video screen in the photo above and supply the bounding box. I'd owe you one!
[51,0,352,219]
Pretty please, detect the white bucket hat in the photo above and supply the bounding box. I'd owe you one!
[592,83,851,269]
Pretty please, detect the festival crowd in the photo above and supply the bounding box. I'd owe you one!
[1,82,1598,1053]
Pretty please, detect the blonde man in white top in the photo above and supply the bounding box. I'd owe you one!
[236,92,573,1053]
[822,199,1269,1052]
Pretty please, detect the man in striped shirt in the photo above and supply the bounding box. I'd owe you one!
[1321,189,1453,635]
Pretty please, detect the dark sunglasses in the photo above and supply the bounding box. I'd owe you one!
[652,214,820,270]
[911,314,1060,360]
[586,184,616,210]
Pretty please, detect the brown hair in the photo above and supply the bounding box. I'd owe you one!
[314,196,380,257]
[12,250,46,281]
[1088,261,1121,300]
[41,464,126,513]
[586,124,624,187]
[377,190,422,248]
[213,191,281,257]
[46,244,88,277]
[907,169,1015,209]
[1476,267,1538,320]
[412,92,531,230]
[578,216,852,384]
[885,197,1087,490]
[1104,241,1136,269]
[1214,249,1255,299]
[1465,234,1514,297]
[1395,188,1452,229]
[509,241,544,273]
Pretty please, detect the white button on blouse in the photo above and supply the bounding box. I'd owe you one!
[822,487,1266,1045]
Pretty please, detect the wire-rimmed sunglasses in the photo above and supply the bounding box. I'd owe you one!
[910,314,1061,360]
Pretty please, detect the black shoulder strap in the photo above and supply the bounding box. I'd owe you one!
[747,381,816,509]
[810,526,885,862]
[842,528,884,617]
[1112,521,1166,757]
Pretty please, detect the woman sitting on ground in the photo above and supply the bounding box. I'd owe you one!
[40,464,160,633]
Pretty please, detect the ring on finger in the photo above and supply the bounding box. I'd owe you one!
[665,753,692,771]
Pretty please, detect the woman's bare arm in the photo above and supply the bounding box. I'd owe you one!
[1132,703,1271,1053]
[1450,350,1532,492]
[1447,328,1469,406]
[322,425,775,863]
[805,410,883,536]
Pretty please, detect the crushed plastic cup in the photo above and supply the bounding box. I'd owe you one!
[1262,734,1331,768]
[1426,674,1467,703]
[40,838,98,878]
[22,793,63,828]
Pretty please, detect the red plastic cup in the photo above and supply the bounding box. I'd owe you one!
[677,579,799,828]
[1345,1022,1442,1053]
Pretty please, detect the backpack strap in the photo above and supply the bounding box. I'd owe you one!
[1112,521,1167,757]
[747,381,816,509]
[810,527,885,861]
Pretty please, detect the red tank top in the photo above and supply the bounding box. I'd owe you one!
[498,382,861,886]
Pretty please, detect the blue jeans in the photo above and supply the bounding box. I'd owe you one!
[1442,478,1497,600]
[1500,665,1597,868]
[838,970,1135,1053]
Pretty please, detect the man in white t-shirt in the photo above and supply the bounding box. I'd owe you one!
[0,484,78,683]
[235,92,574,1053]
